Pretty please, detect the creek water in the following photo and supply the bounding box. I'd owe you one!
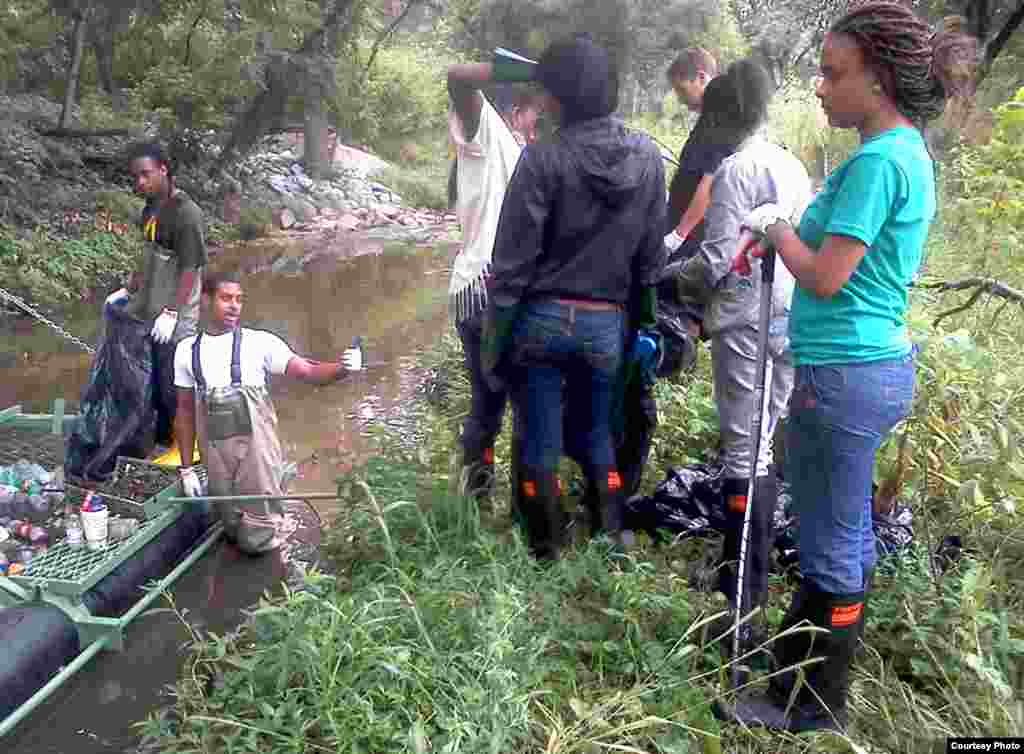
[1,233,455,752]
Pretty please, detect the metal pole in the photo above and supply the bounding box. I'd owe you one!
[731,247,775,689]
[167,493,340,504]
[0,636,110,738]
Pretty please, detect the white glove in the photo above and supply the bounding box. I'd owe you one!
[742,203,789,237]
[341,347,362,372]
[105,288,129,307]
[179,467,205,498]
[151,309,178,344]
[664,229,685,252]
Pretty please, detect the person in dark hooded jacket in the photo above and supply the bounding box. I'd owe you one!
[482,34,667,559]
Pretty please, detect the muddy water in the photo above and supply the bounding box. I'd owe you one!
[1,234,455,752]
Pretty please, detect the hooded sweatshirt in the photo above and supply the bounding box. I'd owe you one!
[489,116,667,309]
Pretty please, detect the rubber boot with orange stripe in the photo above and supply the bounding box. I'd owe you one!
[594,467,633,550]
[716,475,775,614]
[715,582,865,733]
[518,468,566,561]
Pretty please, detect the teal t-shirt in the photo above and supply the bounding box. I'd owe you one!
[789,127,935,365]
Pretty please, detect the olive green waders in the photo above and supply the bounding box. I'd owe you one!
[125,193,203,442]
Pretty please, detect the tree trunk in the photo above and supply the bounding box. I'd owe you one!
[977,0,1024,84]
[59,12,87,130]
[215,0,358,173]
[303,94,329,180]
[88,22,122,108]
[224,0,242,34]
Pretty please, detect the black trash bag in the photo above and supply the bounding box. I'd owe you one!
[66,305,157,482]
[655,302,698,378]
[773,480,799,570]
[654,258,702,379]
[622,463,726,540]
[873,505,914,557]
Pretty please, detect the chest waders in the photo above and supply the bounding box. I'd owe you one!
[192,329,285,554]
[125,194,202,340]
[126,194,203,443]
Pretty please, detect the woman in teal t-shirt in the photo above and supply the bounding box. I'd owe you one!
[718,1,975,734]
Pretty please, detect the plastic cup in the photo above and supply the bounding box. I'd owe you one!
[81,507,109,550]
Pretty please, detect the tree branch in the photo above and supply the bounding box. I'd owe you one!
[978,0,1024,84]
[183,2,208,67]
[363,0,424,76]
[918,277,1024,326]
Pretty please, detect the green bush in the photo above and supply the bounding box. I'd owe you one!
[334,43,452,148]
[943,87,1024,286]
[0,224,136,302]
[376,164,449,211]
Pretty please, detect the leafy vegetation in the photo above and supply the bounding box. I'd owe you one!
[0,223,137,302]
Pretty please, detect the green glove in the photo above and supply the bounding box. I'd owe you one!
[635,286,658,331]
[481,304,519,390]
[492,47,538,83]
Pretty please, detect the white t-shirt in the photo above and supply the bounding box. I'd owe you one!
[174,328,295,390]
[448,97,524,321]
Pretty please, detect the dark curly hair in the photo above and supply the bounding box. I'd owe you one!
[125,141,175,178]
[830,2,976,126]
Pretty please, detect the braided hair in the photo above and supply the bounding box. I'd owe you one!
[830,2,976,127]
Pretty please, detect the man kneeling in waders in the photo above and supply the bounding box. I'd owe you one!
[172,270,362,555]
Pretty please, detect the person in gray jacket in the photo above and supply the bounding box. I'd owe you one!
[674,59,811,647]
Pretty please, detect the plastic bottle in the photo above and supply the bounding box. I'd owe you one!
[66,512,84,549]
[10,520,31,540]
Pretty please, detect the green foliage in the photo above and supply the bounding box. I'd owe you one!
[333,43,452,147]
[945,86,1024,279]
[93,189,143,225]
[376,163,449,212]
[767,83,858,179]
[0,223,136,302]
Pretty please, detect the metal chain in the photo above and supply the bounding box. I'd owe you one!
[0,286,96,354]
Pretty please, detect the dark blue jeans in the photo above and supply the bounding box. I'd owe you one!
[456,309,508,458]
[511,300,625,473]
[787,353,915,595]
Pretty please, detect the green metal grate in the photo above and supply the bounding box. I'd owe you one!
[8,504,182,596]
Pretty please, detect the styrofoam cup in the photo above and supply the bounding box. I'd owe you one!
[81,508,109,550]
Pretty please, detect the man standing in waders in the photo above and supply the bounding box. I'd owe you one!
[447,58,542,504]
[172,270,362,555]
[123,142,207,449]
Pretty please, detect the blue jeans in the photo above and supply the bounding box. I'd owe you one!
[787,353,915,595]
[511,300,625,472]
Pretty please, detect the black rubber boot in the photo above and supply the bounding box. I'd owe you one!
[460,445,496,505]
[593,466,632,550]
[712,474,776,654]
[717,584,865,733]
[518,468,566,561]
